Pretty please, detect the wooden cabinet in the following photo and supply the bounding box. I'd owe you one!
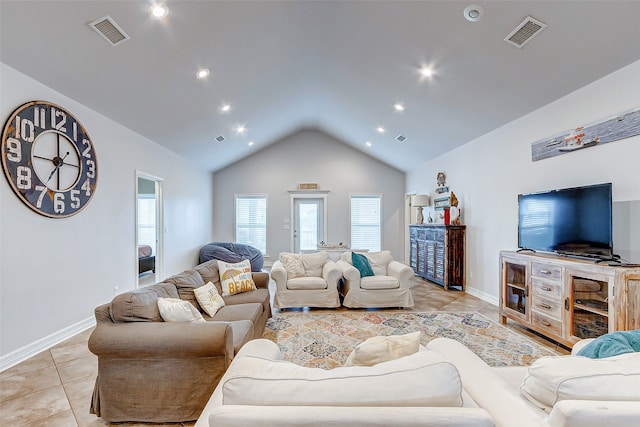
[499,251,640,348]
[410,225,465,290]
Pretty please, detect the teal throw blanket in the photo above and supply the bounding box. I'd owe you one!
[577,329,640,359]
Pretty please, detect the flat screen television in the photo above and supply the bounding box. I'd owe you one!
[518,183,613,259]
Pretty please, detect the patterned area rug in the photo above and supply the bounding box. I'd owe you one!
[263,311,557,369]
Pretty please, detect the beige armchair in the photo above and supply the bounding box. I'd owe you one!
[337,250,415,308]
[270,251,342,309]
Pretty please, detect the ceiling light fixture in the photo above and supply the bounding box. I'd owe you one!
[394,103,405,112]
[149,3,169,19]
[419,66,433,77]
[365,141,372,147]
[376,126,385,133]
[248,141,254,146]
[220,103,231,113]
[463,4,484,22]
[196,68,210,79]
[235,125,246,134]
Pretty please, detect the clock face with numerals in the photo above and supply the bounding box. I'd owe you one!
[1,101,98,218]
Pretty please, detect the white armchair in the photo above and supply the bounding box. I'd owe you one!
[270,251,342,309]
[337,250,414,308]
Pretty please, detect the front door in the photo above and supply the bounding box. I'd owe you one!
[293,197,325,253]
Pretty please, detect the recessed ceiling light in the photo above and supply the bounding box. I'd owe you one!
[376,126,385,133]
[394,103,405,112]
[149,3,169,19]
[235,125,246,134]
[365,141,372,147]
[220,103,231,113]
[464,5,484,22]
[196,68,210,79]
[248,141,254,146]
[419,66,433,77]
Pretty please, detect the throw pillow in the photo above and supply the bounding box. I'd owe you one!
[351,251,374,278]
[217,259,257,296]
[194,281,226,316]
[344,331,421,366]
[279,253,305,279]
[157,297,206,322]
[576,330,640,359]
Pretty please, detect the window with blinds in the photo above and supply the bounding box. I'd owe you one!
[350,195,381,252]
[235,194,267,254]
[137,195,157,253]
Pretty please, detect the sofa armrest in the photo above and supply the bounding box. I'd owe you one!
[546,400,640,427]
[270,260,288,291]
[387,261,414,288]
[88,321,234,359]
[426,337,545,427]
[337,260,361,288]
[322,260,342,289]
[251,272,269,289]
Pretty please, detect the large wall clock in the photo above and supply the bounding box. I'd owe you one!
[1,101,98,218]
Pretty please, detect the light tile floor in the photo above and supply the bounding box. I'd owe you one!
[0,277,569,426]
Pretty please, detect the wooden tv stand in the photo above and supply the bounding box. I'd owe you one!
[499,251,640,348]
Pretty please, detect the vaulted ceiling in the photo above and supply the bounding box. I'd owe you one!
[2,1,639,172]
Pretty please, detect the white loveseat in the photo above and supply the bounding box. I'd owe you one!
[195,337,640,427]
[337,250,414,308]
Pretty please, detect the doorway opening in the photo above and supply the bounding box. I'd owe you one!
[136,172,163,287]
[290,193,328,253]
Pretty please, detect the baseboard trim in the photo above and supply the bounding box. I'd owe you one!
[465,286,499,306]
[0,316,95,373]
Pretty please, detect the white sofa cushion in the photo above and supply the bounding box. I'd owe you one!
[286,276,328,290]
[300,251,329,277]
[360,275,400,290]
[344,331,421,367]
[520,352,640,411]
[220,350,463,407]
[367,251,394,276]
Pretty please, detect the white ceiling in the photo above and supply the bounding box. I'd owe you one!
[2,1,639,172]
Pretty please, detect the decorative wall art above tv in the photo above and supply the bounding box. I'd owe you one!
[530,106,640,161]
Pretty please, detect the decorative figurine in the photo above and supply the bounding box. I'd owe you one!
[436,171,449,194]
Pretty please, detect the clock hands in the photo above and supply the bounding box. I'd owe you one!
[45,151,70,186]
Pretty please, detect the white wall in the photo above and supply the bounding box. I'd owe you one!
[0,64,214,367]
[212,129,405,261]
[407,60,640,304]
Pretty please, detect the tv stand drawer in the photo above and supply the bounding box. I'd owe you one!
[531,262,561,281]
[532,311,562,336]
[531,279,561,298]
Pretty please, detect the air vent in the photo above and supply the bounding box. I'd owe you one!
[396,135,407,142]
[89,15,130,46]
[504,16,547,48]
[215,135,225,143]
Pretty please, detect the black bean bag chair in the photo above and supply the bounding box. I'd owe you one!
[199,242,264,271]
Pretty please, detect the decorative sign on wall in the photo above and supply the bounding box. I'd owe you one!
[531,106,640,161]
[1,101,98,218]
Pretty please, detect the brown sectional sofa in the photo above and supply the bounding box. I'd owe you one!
[88,259,271,423]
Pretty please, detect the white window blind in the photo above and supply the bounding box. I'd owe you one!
[235,195,267,254]
[350,195,381,252]
[137,195,156,254]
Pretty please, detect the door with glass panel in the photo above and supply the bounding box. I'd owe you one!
[293,197,325,253]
